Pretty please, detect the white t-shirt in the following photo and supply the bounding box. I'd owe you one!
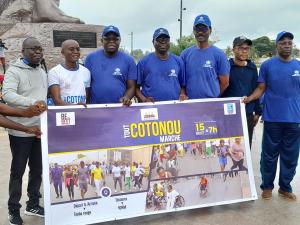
[48,64,91,104]
[112,166,121,177]
[124,166,131,178]
[134,167,141,177]
[166,189,179,210]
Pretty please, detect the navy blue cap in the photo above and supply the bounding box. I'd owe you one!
[102,25,120,37]
[194,14,211,27]
[276,31,294,43]
[153,28,170,40]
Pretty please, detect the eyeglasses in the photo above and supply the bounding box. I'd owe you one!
[102,37,120,42]
[194,26,209,33]
[24,47,43,52]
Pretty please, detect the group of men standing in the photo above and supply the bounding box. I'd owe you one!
[0,13,299,225]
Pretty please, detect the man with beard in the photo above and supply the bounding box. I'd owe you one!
[181,14,230,99]
[85,25,136,106]
[136,28,187,102]
[244,31,300,201]
[2,37,47,225]
[48,39,91,105]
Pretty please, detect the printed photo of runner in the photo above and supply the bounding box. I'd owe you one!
[49,146,152,204]
[150,137,248,180]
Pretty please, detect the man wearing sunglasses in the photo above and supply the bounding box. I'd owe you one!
[2,37,47,225]
[136,28,187,102]
[223,36,261,148]
[181,14,230,99]
[85,25,137,106]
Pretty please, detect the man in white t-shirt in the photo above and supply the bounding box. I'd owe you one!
[48,39,91,105]
[112,162,123,193]
[166,184,179,210]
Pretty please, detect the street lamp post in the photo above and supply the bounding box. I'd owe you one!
[129,31,133,55]
[178,0,186,40]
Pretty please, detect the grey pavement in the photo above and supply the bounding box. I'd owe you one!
[0,123,300,225]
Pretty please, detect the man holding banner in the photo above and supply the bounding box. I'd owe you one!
[244,31,300,201]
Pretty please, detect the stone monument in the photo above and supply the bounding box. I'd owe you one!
[0,0,103,68]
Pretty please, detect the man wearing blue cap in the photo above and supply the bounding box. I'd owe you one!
[180,14,230,99]
[244,31,300,201]
[136,28,187,102]
[85,25,136,106]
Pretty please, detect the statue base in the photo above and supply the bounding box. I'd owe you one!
[0,23,103,69]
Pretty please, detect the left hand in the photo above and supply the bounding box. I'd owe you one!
[120,96,132,106]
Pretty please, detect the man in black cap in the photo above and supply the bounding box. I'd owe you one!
[223,36,261,148]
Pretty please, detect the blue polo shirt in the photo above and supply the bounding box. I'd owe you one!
[137,53,185,101]
[258,57,300,122]
[85,49,137,104]
[223,58,262,115]
[180,45,230,99]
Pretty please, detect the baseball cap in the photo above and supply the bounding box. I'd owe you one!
[276,31,294,43]
[233,36,252,47]
[194,14,211,27]
[102,25,120,37]
[153,28,170,40]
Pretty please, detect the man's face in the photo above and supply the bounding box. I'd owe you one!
[22,39,43,65]
[233,43,251,61]
[101,33,120,54]
[62,40,80,63]
[277,37,293,58]
[193,24,211,43]
[158,168,165,178]
[153,35,170,55]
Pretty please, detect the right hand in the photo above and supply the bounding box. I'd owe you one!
[25,126,42,136]
[143,97,155,103]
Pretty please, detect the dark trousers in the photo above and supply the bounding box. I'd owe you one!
[8,135,42,213]
[246,114,255,148]
[54,180,62,197]
[260,122,300,192]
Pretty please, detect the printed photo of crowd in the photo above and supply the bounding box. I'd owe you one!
[49,146,152,204]
[150,137,248,181]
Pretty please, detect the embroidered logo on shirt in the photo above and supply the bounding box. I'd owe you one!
[168,69,177,77]
[292,70,300,77]
[203,60,213,68]
[113,68,122,76]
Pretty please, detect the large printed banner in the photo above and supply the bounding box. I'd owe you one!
[41,98,257,225]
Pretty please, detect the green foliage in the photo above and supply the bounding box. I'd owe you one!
[170,34,196,55]
[252,36,276,57]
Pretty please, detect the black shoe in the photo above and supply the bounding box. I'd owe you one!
[24,205,44,217]
[8,211,24,225]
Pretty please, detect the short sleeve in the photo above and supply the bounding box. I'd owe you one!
[137,59,145,85]
[127,56,137,80]
[216,51,230,76]
[258,62,267,83]
[48,67,60,87]
[177,57,186,87]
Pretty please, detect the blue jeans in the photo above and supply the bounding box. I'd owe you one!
[260,122,300,192]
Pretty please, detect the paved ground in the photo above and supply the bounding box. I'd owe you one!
[0,122,300,225]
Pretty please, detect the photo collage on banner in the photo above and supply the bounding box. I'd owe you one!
[41,98,257,225]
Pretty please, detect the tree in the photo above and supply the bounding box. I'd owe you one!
[225,46,232,58]
[252,36,276,57]
[131,49,145,62]
[170,34,196,56]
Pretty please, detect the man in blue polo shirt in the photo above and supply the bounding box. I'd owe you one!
[244,31,300,201]
[136,28,187,102]
[181,14,230,99]
[223,36,261,148]
[85,25,136,106]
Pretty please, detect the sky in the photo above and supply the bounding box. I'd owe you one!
[60,0,300,52]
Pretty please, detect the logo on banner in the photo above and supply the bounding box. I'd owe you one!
[224,103,236,115]
[56,112,75,126]
[100,187,111,198]
[140,108,159,121]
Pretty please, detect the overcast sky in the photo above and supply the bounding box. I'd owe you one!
[60,0,300,52]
